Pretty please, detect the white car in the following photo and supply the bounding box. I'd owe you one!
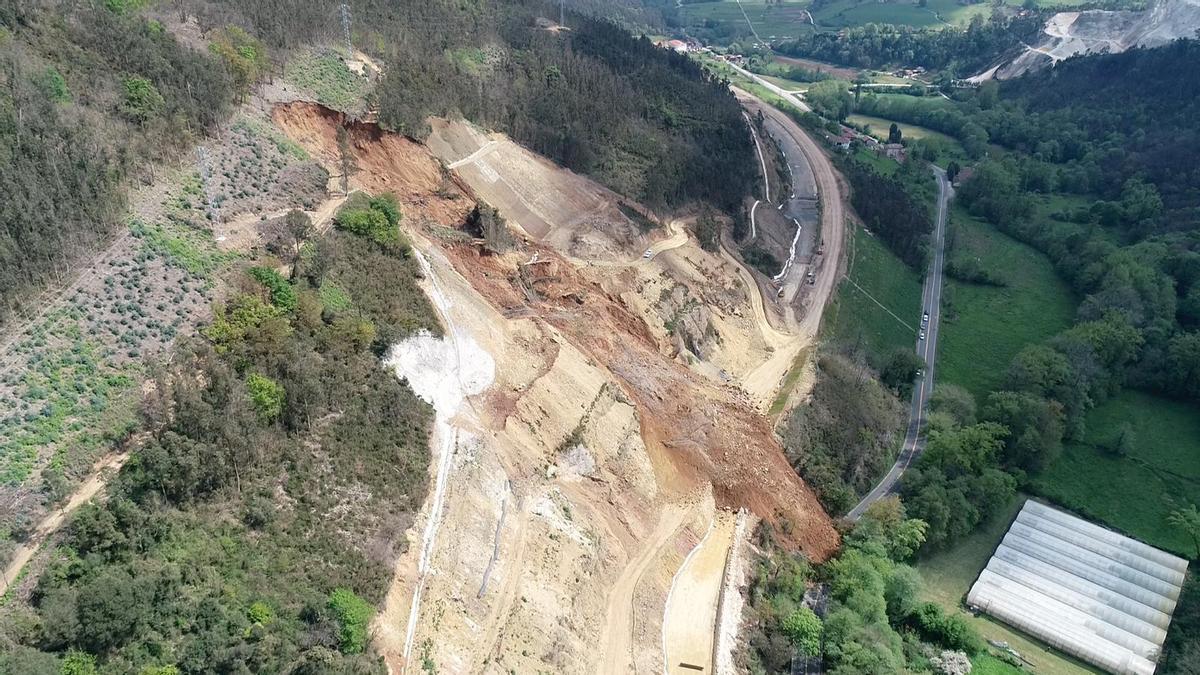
[642,249,653,259]
[919,329,926,340]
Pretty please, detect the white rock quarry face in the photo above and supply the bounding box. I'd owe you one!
[385,331,495,418]
[985,0,1200,80]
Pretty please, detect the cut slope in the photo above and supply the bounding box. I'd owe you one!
[985,0,1200,79]
[272,102,838,675]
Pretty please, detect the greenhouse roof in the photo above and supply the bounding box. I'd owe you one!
[967,499,1189,675]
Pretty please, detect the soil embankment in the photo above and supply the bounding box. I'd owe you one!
[272,101,839,674]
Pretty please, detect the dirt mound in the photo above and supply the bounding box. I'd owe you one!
[271,102,470,226]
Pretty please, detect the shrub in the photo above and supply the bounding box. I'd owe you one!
[780,606,823,656]
[327,588,372,654]
[245,373,284,423]
[248,267,298,311]
[911,602,983,655]
[120,76,165,125]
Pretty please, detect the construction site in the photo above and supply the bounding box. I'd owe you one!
[271,81,846,671]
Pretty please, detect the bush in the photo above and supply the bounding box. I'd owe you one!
[780,606,822,656]
[248,267,298,311]
[334,194,407,250]
[327,588,372,654]
[911,602,983,655]
[120,76,164,125]
[245,373,284,423]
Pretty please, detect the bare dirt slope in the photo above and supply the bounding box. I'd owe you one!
[426,117,642,257]
[273,103,838,674]
[662,503,737,674]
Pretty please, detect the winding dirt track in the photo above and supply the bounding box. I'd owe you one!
[598,504,690,675]
[0,451,128,596]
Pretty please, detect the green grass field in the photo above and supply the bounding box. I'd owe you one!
[825,222,923,360]
[917,494,1104,675]
[971,654,1025,675]
[846,112,967,167]
[680,0,817,42]
[814,0,1128,30]
[760,73,810,91]
[1033,390,1200,557]
[813,0,942,28]
[845,113,946,142]
[936,207,1076,402]
[682,0,1143,40]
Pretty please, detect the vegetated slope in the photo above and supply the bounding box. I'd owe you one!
[0,5,236,328]
[1,220,443,673]
[998,38,1200,233]
[774,13,1046,77]
[180,0,755,215]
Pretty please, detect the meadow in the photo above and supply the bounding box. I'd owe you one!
[825,222,924,361]
[1033,390,1200,557]
[680,0,817,42]
[935,206,1076,402]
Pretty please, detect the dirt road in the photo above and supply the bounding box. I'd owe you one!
[735,89,847,409]
[645,219,689,260]
[662,511,736,674]
[598,504,690,675]
[0,451,128,597]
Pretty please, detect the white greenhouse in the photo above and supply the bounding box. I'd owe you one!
[967,499,1189,675]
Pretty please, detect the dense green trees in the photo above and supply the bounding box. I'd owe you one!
[839,158,934,269]
[901,420,1016,549]
[774,14,1044,76]
[0,210,440,672]
[743,498,987,674]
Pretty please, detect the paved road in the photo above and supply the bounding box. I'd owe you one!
[847,167,952,521]
[727,62,812,113]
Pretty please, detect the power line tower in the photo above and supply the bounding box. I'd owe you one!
[339,3,353,55]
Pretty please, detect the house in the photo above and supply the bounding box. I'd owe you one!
[883,143,905,161]
[666,39,689,53]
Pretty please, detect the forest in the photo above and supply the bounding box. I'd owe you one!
[0,4,236,329]
[839,157,935,269]
[774,14,1044,77]
[742,497,988,674]
[0,207,440,673]
[179,0,756,215]
[2,0,755,334]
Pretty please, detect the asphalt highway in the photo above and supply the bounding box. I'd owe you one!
[847,167,952,521]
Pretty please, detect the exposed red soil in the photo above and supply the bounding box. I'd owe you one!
[271,101,839,562]
[448,242,838,560]
[270,102,472,226]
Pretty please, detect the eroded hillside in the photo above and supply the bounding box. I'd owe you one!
[273,101,839,673]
